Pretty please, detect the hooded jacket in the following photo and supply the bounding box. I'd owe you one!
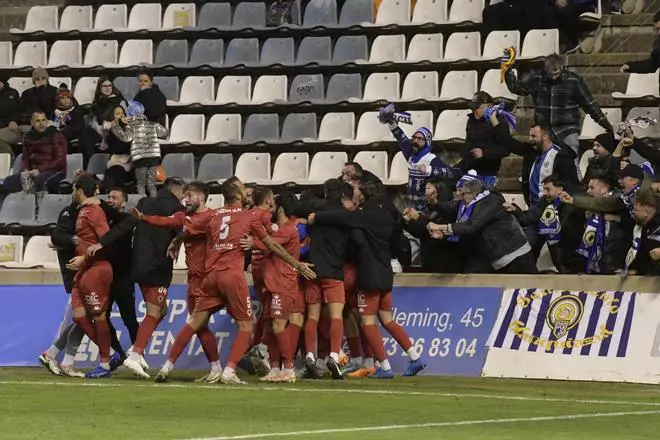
[134,84,167,127]
[0,78,20,128]
[111,115,167,162]
[21,126,67,173]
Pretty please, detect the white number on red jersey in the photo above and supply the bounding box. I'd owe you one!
[219,215,231,240]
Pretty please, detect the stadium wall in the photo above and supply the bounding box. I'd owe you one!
[1,270,659,384]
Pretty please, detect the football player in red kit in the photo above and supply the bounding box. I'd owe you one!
[155,180,315,384]
[132,181,223,383]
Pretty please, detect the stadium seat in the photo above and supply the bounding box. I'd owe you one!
[50,77,72,90]
[12,154,22,175]
[354,151,388,181]
[126,194,144,210]
[326,73,362,102]
[297,37,332,64]
[439,70,478,101]
[252,75,288,103]
[233,2,266,28]
[84,40,118,66]
[406,33,443,62]
[174,244,186,269]
[444,31,481,61]
[189,39,224,66]
[399,110,434,138]
[307,112,355,142]
[163,3,196,29]
[373,0,411,25]
[165,114,205,144]
[447,0,484,23]
[242,113,280,143]
[173,76,214,105]
[60,6,93,31]
[47,40,82,67]
[338,0,373,25]
[234,153,271,184]
[579,108,623,140]
[155,40,189,66]
[8,78,33,96]
[205,114,242,143]
[94,4,128,30]
[411,0,447,23]
[117,39,154,66]
[290,74,324,102]
[74,77,99,106]
[87,153,109,178]
[271,152,310,184]
[197,153,233,182]
[225,38,260,66]
[63,153,83,183]
[15,6,58,32]
[3,235,58,268]
[280,113,318,142]
[366,34,406,63]
[13,41,47,67]
[480,69,517,101]
[127,3,162,31]
[216,76,252,104]
[475,30,521,61]
[434,109,470,141]
[401,71,439,101]
[0,193,35,225]
[304,151,348,184]
[0,236,23,265]
[0,153,11,182]
[502,193,528,211]
[333,35,368,63]
[626,107,660,139]
[114,77,139,100]
[386,151,408,185]
[154,76,180,102]
[0,42,12,67]
[519,29,559,60]
[612,71,660,100]
[304,0,338,26]
[206,194,225,209]
[260,38,295,66]
[344,111,392,144]
[197,3,232,29]
[33,194,73,226]
[162,152,195,180]
[355,72,400,102]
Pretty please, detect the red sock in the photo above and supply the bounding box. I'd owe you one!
[266,331,280,369]
[383,321,412,352]
[133,315,160,355]
[275,330,293,369]
[168,323,196,364]
[226,329,251,370]
[361,324,387,362]
[73,316,98,345]
[95,319,112,364]
[303,318,318,355]
[197,327,219,363]
[347,337,362,358]
[253,314,267,347]
[287,323,302,359]
[329,318,343,355]
[361,329,374,358]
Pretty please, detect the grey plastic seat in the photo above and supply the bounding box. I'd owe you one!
[289,74,324,102]
[280,113,318,142]
[225,38,259,66]
[233,2,266,28]
[304,0,338,26]
[197,153,234,182]
[11,154,22,175]
[64,153,83,183]
[127,194,144,210]
[339,0,373,25]
[87,153,109,177]
[155,40,188,66]
[242,114,279,143]
[333,35,368,63]
[114,76,139,100]
[35,194,72,225]
[161,153,195,180]
[261,38,294,65]
[197,3,232,29]
[326,73,363,102]
[154,76,180,101]
[0,193,35,225]
[189,39,224,66]
[297,37,332,64]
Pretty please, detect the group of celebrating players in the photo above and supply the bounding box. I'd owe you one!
[46,171,426,384]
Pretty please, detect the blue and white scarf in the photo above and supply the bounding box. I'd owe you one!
[447,190,490,242]
[622,224,643,278]
[577,213,605,274]
[538,198,561,245]
[621,184,640,218]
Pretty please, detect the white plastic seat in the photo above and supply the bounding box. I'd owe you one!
[174,243,187,269]
[352,72,400,102]
[0,236,24,265]
[206,194,225,209]
[480,68,517,101]
[116,39,153,66]
[626,107,660,139]
[401,71,439,101]
[164,114,205,144]
[14,6,58,32]
[94,5,128,30]
[0,153,10,180]
[373,0,411,25]
[13,41,47,67]
[579,108,622,140]
[386,151,408,185]
[306,112,355,142]
[434,109,471,141]
[73,77,99,105]
[127,3,162,31]
[163,3,196,28]
[216,76,252,104]
[271,153,310,184]
[411,0,447,24]
[172,76,215,105]
[399,110,434,138]
[406,33,443,62]
[354,151,388,181]
[6,236,58,269]
[60,6,93,31]
[366,35,406,63]
[252,75,287,104]
[304,151,348,184]
[50,77,72,90]
[447,0,484,24]
[343,111,392,144]
[444,31,481,61]
[235,153,271,184]
[84,40,118,66]
[205,114,242,143]
[473,30,520,61]
[8,78,32,96]
[47,40,82,67]
[612,71,660,100]
[519,29,559,60]
[0,42,12,67]
[439,70,478,101]
[502,193,528,211]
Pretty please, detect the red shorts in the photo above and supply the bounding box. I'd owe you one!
[71,262,113,315]
[269,289,305,319]
[139,284,168,307]
[187,275,204,314]
[356,290,393,315]
[305,278,345,305]
[195,270,253,321]
[343,263,358,302]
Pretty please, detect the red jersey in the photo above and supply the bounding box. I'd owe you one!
[185,203,268,273]
[250,207,274,268]
[75,203,110,263]
[262,221,300,294]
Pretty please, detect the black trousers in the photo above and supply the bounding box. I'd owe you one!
[106,275,139,357]
[498,251,539,274]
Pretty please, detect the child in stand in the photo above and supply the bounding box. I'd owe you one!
[111,101,167,197]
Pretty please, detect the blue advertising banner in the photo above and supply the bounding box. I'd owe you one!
[0,285,502,376]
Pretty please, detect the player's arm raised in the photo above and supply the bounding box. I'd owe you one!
[133,208,186,229]
[251,219,315,280]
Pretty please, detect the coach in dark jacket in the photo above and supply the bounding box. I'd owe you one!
[51,203,80,293]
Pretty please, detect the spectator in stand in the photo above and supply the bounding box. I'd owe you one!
[622,189,660,276]
[554,0,598,54]
[0,77,21,157]
[4,111,67,194]
[620,11,660,81]
[134,69,167,127]
[340,162,382,187]
[103,106,133,191]
[482,0,549,34]
[52,88,84,148]
[505,54,613,159]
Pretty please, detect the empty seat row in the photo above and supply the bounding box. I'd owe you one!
[1,29,558,68]
[612,70,660,101]
[580,107,660,140]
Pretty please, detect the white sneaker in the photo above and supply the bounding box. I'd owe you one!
[204,370,223,384]
[194,373,209,383]
[272,370,296,383]
[259,370,280,383]
[127,347,150,370]
[59,364,85,378]
[38,353,61,376]
[220,371,247,385]
[123,356,150,379]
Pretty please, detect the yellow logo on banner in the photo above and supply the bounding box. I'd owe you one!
[546,295,584,339]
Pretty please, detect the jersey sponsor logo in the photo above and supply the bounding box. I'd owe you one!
[271,294,282,316]
[84,292,102,311]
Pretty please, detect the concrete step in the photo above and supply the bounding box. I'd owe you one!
[600,31,657,53]
[567,52,649,68]
[602,12,655,27]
